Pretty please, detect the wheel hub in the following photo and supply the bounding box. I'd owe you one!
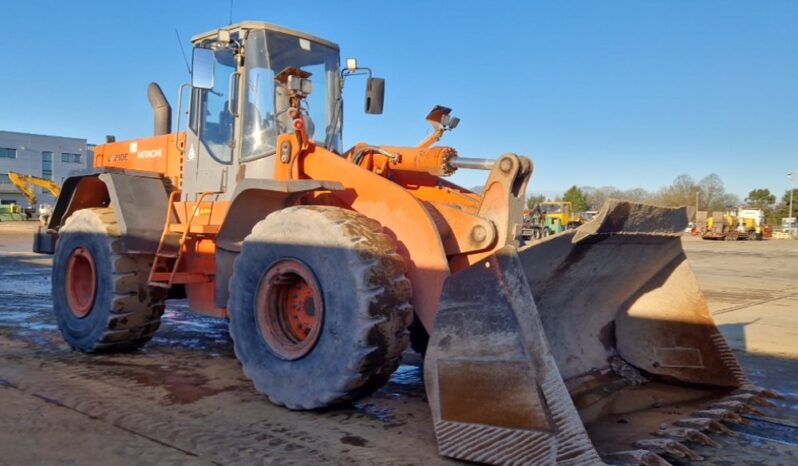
[256,259,324,360]
[65,246,97,318]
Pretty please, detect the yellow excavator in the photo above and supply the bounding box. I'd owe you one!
[7,171,61,223]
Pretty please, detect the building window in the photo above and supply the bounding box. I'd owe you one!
[61,152,82,163]
[42,151,53,179]
[0,174,10,184]
[0,147,17,159]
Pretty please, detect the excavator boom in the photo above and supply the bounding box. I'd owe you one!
[8,171,61,206]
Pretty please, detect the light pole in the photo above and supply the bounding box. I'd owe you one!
[789,171,797,220]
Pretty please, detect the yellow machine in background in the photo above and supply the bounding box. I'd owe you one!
[0,203,26,221]
[539,201,583,234]
[703,208,765,240]
[7,171,61,223]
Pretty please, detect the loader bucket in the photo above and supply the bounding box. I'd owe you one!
[425,200,776,465]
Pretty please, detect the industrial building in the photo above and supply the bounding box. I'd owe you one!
[0,130,93,207]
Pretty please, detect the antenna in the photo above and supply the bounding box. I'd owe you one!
[229,0,234,25]
[174,29,191,75]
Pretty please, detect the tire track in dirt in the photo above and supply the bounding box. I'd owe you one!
[0,333,448,465]
[0,382,214,466]
[1,360,335,465]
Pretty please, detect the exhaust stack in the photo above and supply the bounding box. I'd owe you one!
[147,82,172,136]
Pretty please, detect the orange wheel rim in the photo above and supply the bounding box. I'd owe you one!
[65,246,96,318]
[256,259,323,360]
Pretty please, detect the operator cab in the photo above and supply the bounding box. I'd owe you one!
[539,202,571,215]
[182,22,382,199]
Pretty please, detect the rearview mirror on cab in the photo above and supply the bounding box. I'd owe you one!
[192,47,215,90]
[365,77,385,114]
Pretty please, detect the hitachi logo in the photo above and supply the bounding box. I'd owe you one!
[137,149,162,159]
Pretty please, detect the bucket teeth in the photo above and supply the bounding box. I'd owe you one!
[602,449,675,466]
[633,438,703,461]
[710,400,766,416]
[674,417,737,436]
[656,426,721,447]
[727,393,777,408]
[692,408,749,425]
[737,384,785,400]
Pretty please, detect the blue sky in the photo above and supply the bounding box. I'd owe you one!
[1,0,796,198]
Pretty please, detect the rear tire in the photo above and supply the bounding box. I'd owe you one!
[228,206,413,409]
[52,208,166,352]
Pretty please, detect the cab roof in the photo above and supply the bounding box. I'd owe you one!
[191,21,339,50]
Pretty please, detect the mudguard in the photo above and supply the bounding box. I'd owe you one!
[41,172,169,254]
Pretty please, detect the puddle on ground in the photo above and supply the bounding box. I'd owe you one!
[147,303,232,355]
[0,262,51,297]
[350,401,405,427]
[391,364,423,386]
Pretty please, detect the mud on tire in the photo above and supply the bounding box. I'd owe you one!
[52,208,166,352]
[228,206,414,409]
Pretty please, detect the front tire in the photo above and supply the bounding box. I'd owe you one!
[228,206,413,409]
[52,208,166,352]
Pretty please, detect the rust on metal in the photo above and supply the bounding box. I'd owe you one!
[256,259,324,360]
[425,247,601,466]
[437,359,549,430]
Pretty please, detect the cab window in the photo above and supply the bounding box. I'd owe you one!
[196,47,237,163]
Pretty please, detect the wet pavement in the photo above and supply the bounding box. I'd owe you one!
[1,222,797,465]
[0,223,445,466]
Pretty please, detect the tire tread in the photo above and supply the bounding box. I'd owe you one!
[229,206,413,409]
[57,207,165,352]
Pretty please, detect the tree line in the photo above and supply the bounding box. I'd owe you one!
[526,173,798,225]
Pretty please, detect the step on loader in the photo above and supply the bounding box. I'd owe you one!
[35,21,783,465]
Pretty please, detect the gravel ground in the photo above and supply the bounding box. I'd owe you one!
[0,221,796,465]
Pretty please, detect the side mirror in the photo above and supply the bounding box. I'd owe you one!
[365,77,385,114]
[192,48,215,90]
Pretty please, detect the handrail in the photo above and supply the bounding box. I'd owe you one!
[174,83,192,152]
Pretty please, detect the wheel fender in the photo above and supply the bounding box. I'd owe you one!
[301,148,451,332]
[45,172,169,255]
[48,174,107,231]
[214,178,344,308]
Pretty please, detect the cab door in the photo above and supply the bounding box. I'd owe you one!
[182,46,239,200]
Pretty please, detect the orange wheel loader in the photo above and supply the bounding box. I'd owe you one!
[35,22,782,466]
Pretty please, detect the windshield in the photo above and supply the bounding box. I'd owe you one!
[242,29,341,161]
[540,203,568,214]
